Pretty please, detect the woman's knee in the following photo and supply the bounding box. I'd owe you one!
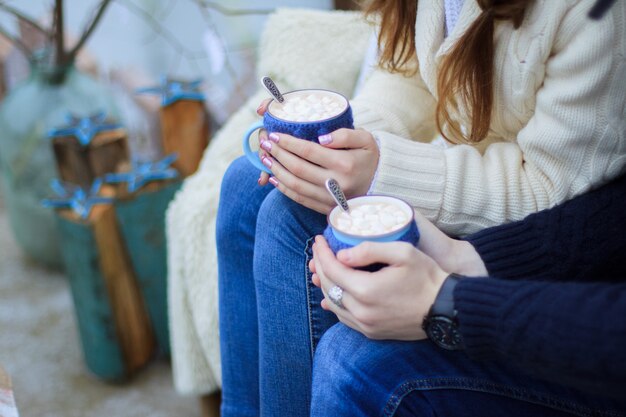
[255,190,326,246]
[219,156,260,206]
[216,156,269,242]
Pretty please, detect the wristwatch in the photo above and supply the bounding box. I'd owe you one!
[422,273,465,350]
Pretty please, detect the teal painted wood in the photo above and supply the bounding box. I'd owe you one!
[114,181,181,356]
[56,215,127,382]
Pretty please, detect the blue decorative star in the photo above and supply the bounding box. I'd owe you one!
[47,112,123,146]
[104,153,179,193]
[136,76,205,106]
[41,178,114,219]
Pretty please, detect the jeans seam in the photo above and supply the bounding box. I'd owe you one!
[304,236,316,362]
[381,377,625,417]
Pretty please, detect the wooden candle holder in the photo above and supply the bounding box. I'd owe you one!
[160,100,209,177]
[56,189,154,381]
[136,78,210,177]
[52,128,130,188]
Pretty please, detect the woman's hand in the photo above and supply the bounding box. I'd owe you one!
[255,100,379,214]
[412,210,488,277]
[310,235,448,340]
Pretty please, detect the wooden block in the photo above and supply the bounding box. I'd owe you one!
[57,200,155,381]
[57,208,126,381]
[114,180,182,356]
[53,128,130,188]
[200,392,222,417]
[160,101,209,177]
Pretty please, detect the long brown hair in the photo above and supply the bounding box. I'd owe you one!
[365,0,532,143]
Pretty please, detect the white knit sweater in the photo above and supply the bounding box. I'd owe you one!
[352,0,626,236]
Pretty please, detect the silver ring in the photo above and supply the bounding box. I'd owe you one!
[328,285,344,309]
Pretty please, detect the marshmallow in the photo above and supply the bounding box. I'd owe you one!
[270,91,346,122]
[334,202,410,236]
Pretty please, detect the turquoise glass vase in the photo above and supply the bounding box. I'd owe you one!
[0,62,118,268]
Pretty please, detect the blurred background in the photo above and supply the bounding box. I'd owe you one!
[0,0,336,124]
[0,1,358,416]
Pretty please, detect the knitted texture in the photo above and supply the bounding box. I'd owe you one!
[358,0,626,236]
[444,0,466,36]
[323,221,419,271]
[265,106,354,142]
[166,9,372,395]
[455,175,626,399]
[466,174,626,281]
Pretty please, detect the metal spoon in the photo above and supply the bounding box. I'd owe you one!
[325,178,350,214]
[261,76,285,103]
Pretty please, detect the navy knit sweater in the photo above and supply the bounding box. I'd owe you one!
[455,174,626,399]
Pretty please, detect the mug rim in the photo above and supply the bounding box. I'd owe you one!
[267,88,350,124]
[327,195,415,241]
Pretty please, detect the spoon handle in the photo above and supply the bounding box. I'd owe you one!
[261,76,285,103]
[325,178,350,213]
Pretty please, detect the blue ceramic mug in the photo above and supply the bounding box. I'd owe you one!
[242,89,354,173]
[323,195,420,271]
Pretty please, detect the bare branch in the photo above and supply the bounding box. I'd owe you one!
[0,24,32,59]
[115,0,270,79]
[55,0,65,66]
[66,0,113,63]
[194,0,273,16]
[50,1,59,47]
[0,2,50,38]
[195,2,251,105]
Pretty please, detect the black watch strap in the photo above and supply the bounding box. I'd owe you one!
[431,273,463,317]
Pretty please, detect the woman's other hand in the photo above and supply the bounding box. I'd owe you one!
[412,210,488,277]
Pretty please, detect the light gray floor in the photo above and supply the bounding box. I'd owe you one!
[0,188,200,417]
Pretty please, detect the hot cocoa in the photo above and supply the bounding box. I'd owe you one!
[268,90,347,122]
[327,195,415,241]
[334,202,410,236]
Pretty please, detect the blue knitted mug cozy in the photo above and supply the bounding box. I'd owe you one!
[265,105,354,142]
[242,89,354,173]
[322,221,420,272]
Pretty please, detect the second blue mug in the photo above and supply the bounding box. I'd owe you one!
[323,195,420,272]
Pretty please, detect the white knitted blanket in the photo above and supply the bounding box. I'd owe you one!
[166,8,372,396]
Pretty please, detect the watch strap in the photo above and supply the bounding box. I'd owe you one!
[431,273,463,317]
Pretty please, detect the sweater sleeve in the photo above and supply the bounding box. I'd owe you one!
[455,278,626,399]
[464,174,626,281]
[369,1,626,233]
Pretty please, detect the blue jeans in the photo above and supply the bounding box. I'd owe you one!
[218,157,625,417]
[312,323,626,417]
[217,156,337,416]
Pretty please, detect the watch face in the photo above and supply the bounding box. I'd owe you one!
[426,316,464,350]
